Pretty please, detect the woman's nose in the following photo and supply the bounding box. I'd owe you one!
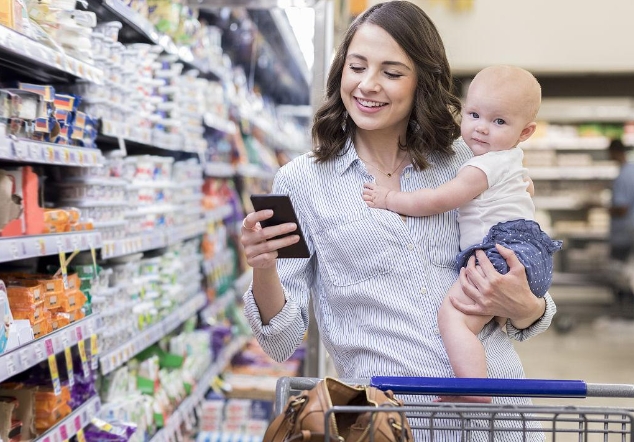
[358,75,380,93]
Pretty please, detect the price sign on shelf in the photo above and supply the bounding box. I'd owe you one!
[65,347,75,387]
[77,339,89,377]
[6,354,17,376]
[48,353,62,396]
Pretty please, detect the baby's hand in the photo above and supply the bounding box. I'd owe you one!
[362,182,391,209]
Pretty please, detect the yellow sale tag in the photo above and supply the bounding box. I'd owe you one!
[58,249,69,289]
[76,428,86,442]
[78,339,90,376]
[64,347,75,387]
[90,334,98,356]
[48,354,62,395]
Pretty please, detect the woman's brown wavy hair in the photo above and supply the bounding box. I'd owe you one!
[311,1,461,170]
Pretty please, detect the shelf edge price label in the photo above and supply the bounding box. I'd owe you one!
[77,339,90,377]
[90,334,98,370]
[6,354,17,376]
[65,346,75,387]
[76,429,86,442]
[48,353,62,396]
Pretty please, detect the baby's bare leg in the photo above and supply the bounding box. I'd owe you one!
[438,280,494,402]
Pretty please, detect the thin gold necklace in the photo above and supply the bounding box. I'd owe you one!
[358,154,408,178]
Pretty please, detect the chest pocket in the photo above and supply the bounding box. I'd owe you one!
[424,211,460,269]
[313,215,392,286]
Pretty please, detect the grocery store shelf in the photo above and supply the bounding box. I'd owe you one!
[86,0,222,80]
[0,314,102,383]
[0,25,103,84]
[204,162,236,178]
[532,196,603,210]
[101,220,205,259]
[236,163,277,180]
[99,119,200,154]
[35,396,101,442]
[148,335,249,442]
[528,165,619,180]
[234,269,253,296]
[205,204,233,223]
[537,97,634,123]
[200,289,237,323]
[0,231,103,264]
[99,293,206,375]
[553,272,610,287]
[554,230,608,241]
[203,113,237,134]
[0,137,104,166]
[520,137,610,151]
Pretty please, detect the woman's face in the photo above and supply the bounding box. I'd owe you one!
[340,23,417,136]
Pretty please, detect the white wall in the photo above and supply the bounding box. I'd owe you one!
[376,0,634,75]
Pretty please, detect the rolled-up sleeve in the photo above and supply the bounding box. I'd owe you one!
[242,169,317,362]
[505,293,556,341]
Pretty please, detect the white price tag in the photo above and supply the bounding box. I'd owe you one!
[34,344,45,361]
[18,350,29,369]
[10,241,19,259]
[6,354,17,376]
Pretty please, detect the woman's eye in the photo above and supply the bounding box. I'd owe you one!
[349,65,364,73]
[385,72,403,79]
[494,118,506,125]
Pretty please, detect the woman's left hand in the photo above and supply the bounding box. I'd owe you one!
[450,244,545,329]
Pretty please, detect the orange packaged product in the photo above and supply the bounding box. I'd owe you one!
[68,308,85,322]
[50,312,70,332]
[43,208,71,225]
[35,403,71,431]
[31,314,52,339]
[6,281,44,307]
[66,273,80,291]
[11,301,44,323]
[34,388,66,413]
[56,289,86,313]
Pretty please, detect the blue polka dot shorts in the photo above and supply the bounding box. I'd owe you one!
[456,219,563,297]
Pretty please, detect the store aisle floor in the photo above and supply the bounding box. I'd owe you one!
[514,316,634,409]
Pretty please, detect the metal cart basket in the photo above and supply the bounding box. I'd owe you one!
[275,376,634,441]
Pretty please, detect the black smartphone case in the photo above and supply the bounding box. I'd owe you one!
[250,194,310,258]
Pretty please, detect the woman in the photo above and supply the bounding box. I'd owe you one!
[241,0,554,423]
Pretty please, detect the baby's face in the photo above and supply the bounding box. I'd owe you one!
[461,69,537,156]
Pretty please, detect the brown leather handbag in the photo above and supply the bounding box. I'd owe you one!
[263,377,413,442]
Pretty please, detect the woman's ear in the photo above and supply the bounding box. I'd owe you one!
[518,122,537,142]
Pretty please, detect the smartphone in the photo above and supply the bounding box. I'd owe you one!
[250,194,310,258]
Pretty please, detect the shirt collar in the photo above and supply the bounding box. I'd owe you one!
[334,139,361,176]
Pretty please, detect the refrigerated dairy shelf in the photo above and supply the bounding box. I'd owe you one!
[0,231,103,264]
[0,314,102,383]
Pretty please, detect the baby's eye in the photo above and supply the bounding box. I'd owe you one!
[468,112,479,119]
[494,118,506,125]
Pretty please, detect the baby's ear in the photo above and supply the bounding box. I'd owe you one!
[518,122,537,142]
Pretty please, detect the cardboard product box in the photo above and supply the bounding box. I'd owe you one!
[0,170,23,231]
[0,166,44,237]
[0,0,29,35]
[0,387,36,440]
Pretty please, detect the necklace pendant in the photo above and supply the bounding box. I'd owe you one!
[387,173,391,177]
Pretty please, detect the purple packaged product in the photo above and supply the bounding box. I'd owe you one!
[84,419,137,442]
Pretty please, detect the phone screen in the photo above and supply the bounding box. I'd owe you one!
[250,194,310,258]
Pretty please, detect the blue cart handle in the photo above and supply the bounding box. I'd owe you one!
[371,377,634,398]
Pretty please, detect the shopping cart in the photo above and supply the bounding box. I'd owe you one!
[275,376,634,441]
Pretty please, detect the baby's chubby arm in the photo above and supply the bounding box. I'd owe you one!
[362,166,489,216]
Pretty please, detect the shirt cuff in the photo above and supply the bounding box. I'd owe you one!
[505,293,556,341]
[242,282,299,337]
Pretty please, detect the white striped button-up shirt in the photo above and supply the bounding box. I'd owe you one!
[244,139,555,427]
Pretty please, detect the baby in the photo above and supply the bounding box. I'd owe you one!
[363,65,562,401]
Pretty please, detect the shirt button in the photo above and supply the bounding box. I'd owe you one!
[404,172,411,179]
[407,243,415,251]
[420,287,428,295]
[434,328,440,335]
